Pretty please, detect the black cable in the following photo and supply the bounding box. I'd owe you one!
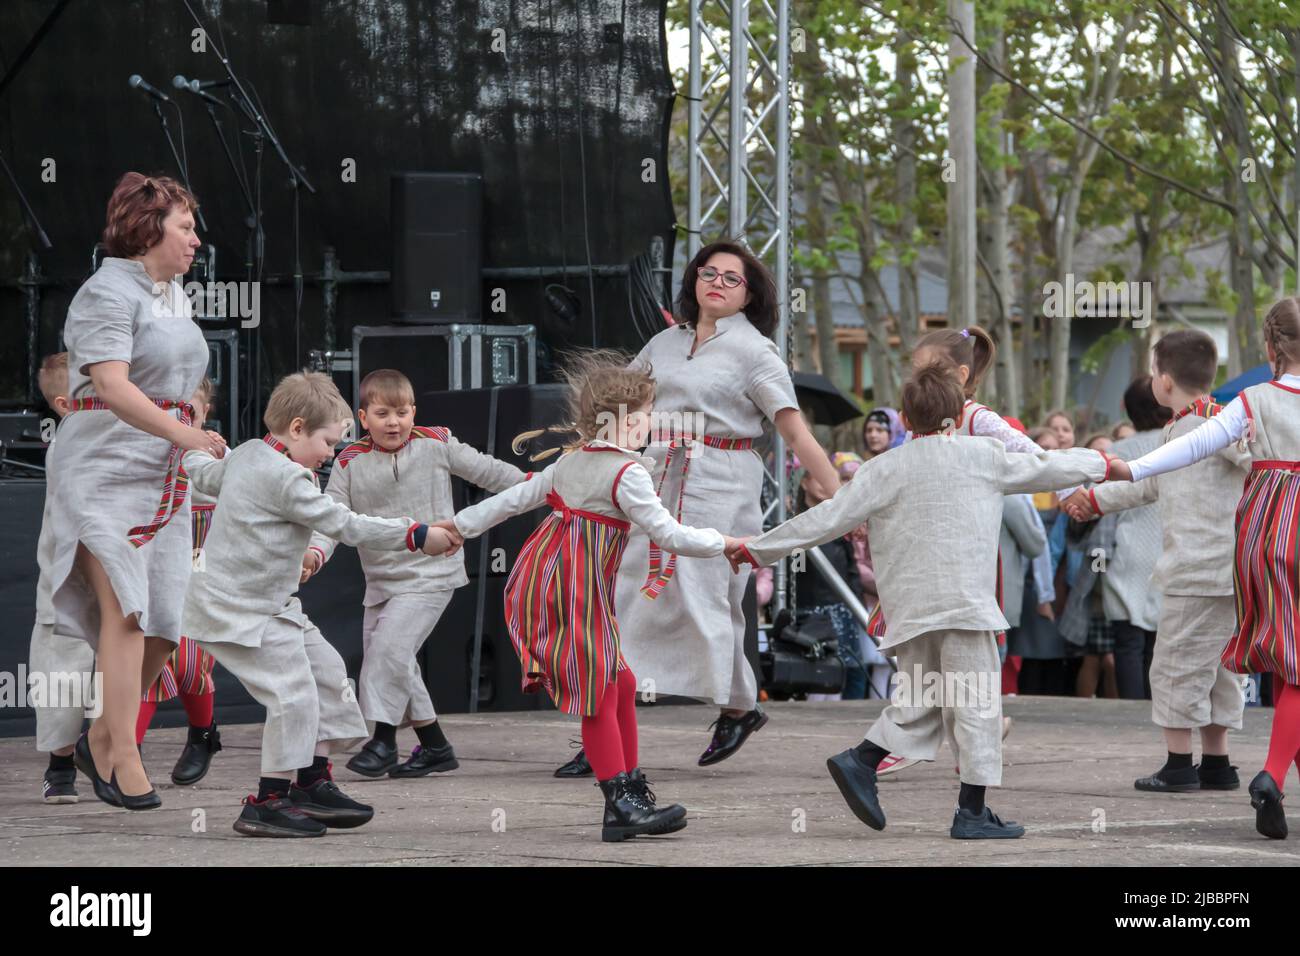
[547,0,567,281]
[573,2,598,345]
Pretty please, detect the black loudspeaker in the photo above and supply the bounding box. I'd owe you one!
[412,384,571,712]
[391,172,483,323]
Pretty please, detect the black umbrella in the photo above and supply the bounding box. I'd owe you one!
[792,371,863,427]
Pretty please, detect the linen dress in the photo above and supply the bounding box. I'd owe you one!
[615,315,799,708]
[47,257,209,649]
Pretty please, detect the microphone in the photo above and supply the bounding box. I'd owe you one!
[128,74,170,104]
[188,77,233,92]
[173,75,224,105]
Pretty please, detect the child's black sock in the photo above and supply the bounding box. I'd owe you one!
[958,782,986,814]
[48,752,74,771]
[415,721,448,750]
[1160,751,1194,773]
[258,776,292,801]
[297,755,330,788]
[854,740,889,769]
[1200,753,1230,770]
[373,722,397,749]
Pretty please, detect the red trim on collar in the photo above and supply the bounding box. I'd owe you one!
[1268,380,1300,395]
[263,434,290,455]
[611,461,635,510]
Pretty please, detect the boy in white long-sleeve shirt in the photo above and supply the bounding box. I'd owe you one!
[304,369,525,778]
[182,372,456,838]
[731,362,1126,839]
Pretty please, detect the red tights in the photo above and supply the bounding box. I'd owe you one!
[1264,676,1300,791]
[136,692,215,745]
[581,667,639,781]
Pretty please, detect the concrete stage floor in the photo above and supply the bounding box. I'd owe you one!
[2,697,1297,867]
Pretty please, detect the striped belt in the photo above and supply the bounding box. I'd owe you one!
[545,490,631,532]
[69,397,195,548]
[642,434,754,599]
[1252,459,1300,472]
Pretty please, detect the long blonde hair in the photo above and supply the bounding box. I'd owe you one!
[513,349,655,462]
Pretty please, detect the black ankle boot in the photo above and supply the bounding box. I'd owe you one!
[171,722,223,786]
[626,768,687,822]
[597,772,689,842]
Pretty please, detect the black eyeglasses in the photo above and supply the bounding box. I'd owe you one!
[698,266,747,289]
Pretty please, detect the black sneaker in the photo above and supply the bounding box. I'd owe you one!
[1197,762,1240,791]
[950,806,1025,839]
[826,748,886,831]
[233,794,327,838]
[289,774,375,829]
[1135,764,1201,793]
[42,765,79,804]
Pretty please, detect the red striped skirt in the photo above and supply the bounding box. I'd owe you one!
[1223,463,1300,683]
[504,492,631,716]
[143,504,217,702]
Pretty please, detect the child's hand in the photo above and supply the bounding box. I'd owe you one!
[178,427,227,458]
[1036,601,1055,622]
[723,535,752,573]
[1061,488,1095,522]
[1104,455,1133,482]
[300,548,322,583]
[422,525,463,557]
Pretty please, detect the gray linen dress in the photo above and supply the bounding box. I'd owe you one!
[615,314,799,708]
[46,258,209,648]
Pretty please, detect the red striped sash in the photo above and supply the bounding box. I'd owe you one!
[69,397,195,548]
[641,434,754,599]
[546,490,631,531]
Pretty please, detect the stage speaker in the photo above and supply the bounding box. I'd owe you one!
[391,172,483,323]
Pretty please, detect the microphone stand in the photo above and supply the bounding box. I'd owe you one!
[149,97,208,231]
[196,95,256,276]
[0,147,51,250]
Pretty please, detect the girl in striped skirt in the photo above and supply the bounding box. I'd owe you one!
[1125,297,1300,840]
[444,351,742,841]
[136,380,222,785]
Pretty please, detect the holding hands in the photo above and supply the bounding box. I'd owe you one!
[723,535,753,573]
[1061,488,1096,523]
[300,548,322,583]
[179,426,227,458]
[423,519,464,557]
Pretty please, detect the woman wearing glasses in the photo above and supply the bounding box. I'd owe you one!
[566,240,841,771]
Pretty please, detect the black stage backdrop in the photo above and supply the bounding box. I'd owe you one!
[0,0,676,401]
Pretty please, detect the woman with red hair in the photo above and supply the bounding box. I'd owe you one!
[47,172,225,808]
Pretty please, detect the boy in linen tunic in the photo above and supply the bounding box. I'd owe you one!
[305,369,525,778]
[181,372,451,838]
[734,364,1114,838]
[1067,331,1248,792]
[28,353,96,803]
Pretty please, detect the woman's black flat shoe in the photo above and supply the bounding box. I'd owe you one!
[74,733,122,808]
[110,773,161,811]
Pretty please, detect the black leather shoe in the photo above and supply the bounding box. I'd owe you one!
[233,794,327,838]
[1248,771,1288,840]
[1135,764,1200,793]
[111,772,161,811]
[74,733,121,808]
[698,707,769,766]
[555,744,593,778]
[389,743,459,777]
[289,775,374,829]
[1197,762,1240,791]
[597,772,687,842]
[171,722,223,786]
[950,806,1025,839]
[626,768,687,834]
[346,738,398,777]
[826,748,886,831]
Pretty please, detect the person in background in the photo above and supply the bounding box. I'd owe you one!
[862,407,905,460]
[1043,410,1077,449]
[1112,420,1136,442]
[1007,427,1071,694]
[1100,377,1170,699]
[998,417,1050,699]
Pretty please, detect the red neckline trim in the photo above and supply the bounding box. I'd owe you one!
[1268,380,1300,395]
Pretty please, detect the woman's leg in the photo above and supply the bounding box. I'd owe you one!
[615,667,639,772]
[1075,656,1100,697]
[1264,678,1300,790]
[77,544,151,795]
